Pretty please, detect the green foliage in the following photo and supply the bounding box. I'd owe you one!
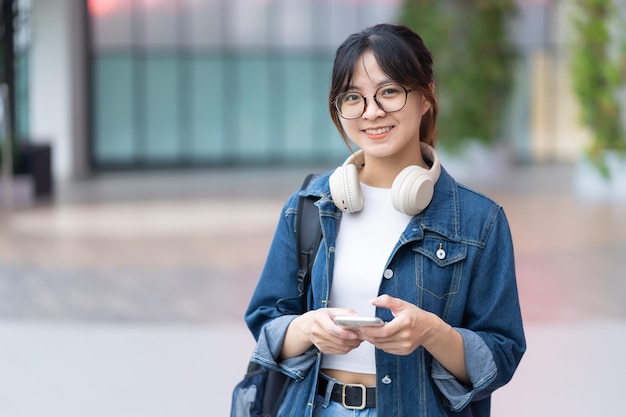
[570,0,626,177]
[399,0,518,152]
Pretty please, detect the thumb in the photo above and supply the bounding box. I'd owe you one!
[369,294,408,317]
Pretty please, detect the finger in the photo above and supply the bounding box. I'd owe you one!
[329,326,360,342]
[366,336,417,356]
[358,330,395,346]
[369,294,409,317]
[312,320,360,351]
[314,331,362,354]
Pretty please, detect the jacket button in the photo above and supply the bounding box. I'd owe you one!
[383,269,394,279]
[436,243,446,260]
[382,375,392,384]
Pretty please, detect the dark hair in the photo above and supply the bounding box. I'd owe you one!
[329,23,438,148]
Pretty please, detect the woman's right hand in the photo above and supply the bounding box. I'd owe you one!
[280,308,363,359]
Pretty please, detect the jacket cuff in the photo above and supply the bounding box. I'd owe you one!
[431,328,497,412]
[251,315,318,380]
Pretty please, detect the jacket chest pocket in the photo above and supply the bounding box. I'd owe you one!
[413,237,467,301]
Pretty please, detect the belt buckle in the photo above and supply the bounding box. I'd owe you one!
[342,383,367,410]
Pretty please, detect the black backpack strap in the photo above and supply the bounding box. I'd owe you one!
[295,173,322,309]
[258,174,321,417]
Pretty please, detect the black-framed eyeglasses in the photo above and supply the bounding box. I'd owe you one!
[333,84,413,119]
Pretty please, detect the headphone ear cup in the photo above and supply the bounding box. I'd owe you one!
[329,163,364,213]
[391,166,435,216]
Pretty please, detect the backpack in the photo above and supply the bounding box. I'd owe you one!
[231,173,321,417]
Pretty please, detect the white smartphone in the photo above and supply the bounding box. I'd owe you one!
[334,316,384,329]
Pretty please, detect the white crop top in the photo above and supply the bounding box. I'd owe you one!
[321,183,412,375]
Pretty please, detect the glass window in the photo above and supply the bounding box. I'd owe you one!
[283,56,318,157]
[234,55,271,160]
[88,0,402,168]
[188,55,225,161]
[93,56,136,163]
[144,56,180,161]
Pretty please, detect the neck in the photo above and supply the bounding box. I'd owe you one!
[359,150,429,188]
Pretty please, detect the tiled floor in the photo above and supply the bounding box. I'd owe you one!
[0,162,624,416]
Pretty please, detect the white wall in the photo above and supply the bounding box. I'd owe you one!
[30,0,87,180]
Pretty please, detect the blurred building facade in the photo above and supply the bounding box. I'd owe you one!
[9,0,616,181]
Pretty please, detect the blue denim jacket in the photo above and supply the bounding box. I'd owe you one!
[244,166,526,417]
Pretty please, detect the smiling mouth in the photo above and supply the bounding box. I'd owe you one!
[365,126,392,135]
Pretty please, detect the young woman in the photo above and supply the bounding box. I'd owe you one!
[244,23,526,417]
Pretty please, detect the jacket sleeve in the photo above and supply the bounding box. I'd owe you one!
[251,315,319,380]
[433,206,526,411]
[244,191,318,378]
[431,328,497,411]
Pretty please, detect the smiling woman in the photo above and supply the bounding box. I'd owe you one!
[238,23,525,417]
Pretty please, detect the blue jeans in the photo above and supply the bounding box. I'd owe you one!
[313,394,377,416]
[313,395,377,417]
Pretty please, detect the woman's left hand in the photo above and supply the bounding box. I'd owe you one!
[358,294,469,384]
[357,294,439,356]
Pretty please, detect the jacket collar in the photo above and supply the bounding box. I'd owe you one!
[302,166,461,242]
[415,166,461,242]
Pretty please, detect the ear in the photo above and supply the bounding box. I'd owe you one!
[420,83,435,116]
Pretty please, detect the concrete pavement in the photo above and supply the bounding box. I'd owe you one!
[0,161,625,416]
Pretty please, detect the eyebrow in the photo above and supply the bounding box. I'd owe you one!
[345,80,397,92]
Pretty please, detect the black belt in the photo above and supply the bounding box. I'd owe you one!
[317,374,376,410]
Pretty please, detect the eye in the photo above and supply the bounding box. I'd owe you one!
[379,85,402,97]
[343,93,362,103]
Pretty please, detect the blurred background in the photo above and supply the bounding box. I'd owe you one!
[0,0,625,416]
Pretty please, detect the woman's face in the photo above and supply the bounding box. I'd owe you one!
[339,51,430,164]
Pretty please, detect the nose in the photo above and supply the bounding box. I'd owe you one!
[362,96,386,119]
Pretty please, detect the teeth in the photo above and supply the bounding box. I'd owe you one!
[365,127,391,135]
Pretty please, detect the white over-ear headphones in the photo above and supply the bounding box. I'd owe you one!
[328,142,441,215]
